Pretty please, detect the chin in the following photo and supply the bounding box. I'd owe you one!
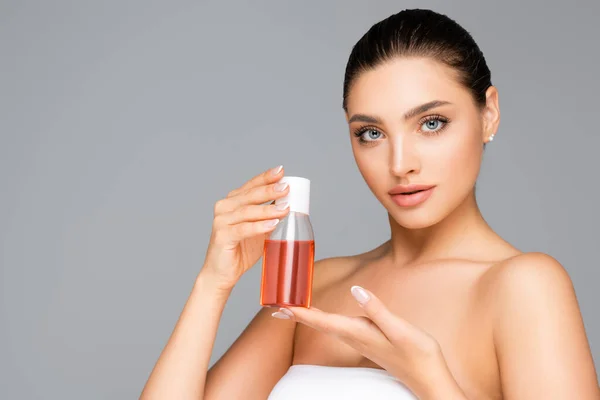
[384,194,451,229]
[388,209,445,230]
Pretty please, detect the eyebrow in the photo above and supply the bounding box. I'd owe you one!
[347,100,452,124]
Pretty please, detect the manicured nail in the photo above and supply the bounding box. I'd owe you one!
[351,285,370,305]
[274,182,289,192]
[279,308,294,318]
[272,311,290,319]
[275,201,289,211]
[264,218,279,228]
[271,165,283,175]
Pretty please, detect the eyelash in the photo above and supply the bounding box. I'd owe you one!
[352,114,451,145]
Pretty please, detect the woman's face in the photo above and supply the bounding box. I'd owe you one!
[345,57,499,229]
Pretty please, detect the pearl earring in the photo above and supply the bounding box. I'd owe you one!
[488,134,495,142]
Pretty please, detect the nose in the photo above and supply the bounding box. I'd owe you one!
[389,135,420,177]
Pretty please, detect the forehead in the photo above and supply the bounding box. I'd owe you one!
[346,57,469,116]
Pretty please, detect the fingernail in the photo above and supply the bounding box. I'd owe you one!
[274,182,289,192]
[279,308,294,318]
[351,285,370,305]
[275,201,289,211]
[264,218,279,228]
[272,311,290,319]
[271,165,283,175]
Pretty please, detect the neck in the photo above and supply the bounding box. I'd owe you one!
[385,189,493,265]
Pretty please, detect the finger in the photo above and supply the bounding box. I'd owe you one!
[216,202,290,227]
[214,181,290,215]
[281,307,393,364]
[350,286,416,343]
[286,307,377,344]
[214,219,281,245]
[339,316,392,356]
[227,165,284,198]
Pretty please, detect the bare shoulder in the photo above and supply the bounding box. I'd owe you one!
[477,255,599,397]
[479,251,574,299]
[476,251,577,317]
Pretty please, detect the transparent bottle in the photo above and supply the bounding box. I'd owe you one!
[260,176,315,308]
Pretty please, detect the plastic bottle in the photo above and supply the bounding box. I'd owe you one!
[260,176,315,308]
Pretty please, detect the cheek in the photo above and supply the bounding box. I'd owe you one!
[435,124,483,186]
[352,143,389,188]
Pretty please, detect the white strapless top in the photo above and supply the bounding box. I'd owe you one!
[267,364,417,399]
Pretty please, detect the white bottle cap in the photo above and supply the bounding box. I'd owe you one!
[275,176,310,215]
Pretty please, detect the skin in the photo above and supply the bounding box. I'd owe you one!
[278,57,599,398]
[141,57,599,399]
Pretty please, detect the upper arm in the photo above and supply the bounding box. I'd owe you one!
[204,257,346,399]
[204,304,296,400]
[491,252,599,399]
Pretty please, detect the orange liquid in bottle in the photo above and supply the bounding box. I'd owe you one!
[260,239,315,308]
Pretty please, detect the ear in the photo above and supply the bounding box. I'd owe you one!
[481,86,500,143]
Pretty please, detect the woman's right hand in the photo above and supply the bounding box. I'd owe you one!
[200,165,291,291]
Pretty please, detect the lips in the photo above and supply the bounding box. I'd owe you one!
[388,185,436,207]
[388,184,436,195]
[399,189,424,195]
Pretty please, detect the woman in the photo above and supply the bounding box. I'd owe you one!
[140,8,599,399]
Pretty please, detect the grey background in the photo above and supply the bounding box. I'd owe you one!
[1,0,598,398]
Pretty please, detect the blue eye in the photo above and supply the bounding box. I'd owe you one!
[352,115,450,145]
[419,115,449,135]
[353,127,383,144]
[423,119,441,131]
[362,129,381,141]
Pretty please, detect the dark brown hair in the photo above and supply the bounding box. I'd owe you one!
[342,9,492,112]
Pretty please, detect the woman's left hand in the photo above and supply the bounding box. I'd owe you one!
[271,285,465,398]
